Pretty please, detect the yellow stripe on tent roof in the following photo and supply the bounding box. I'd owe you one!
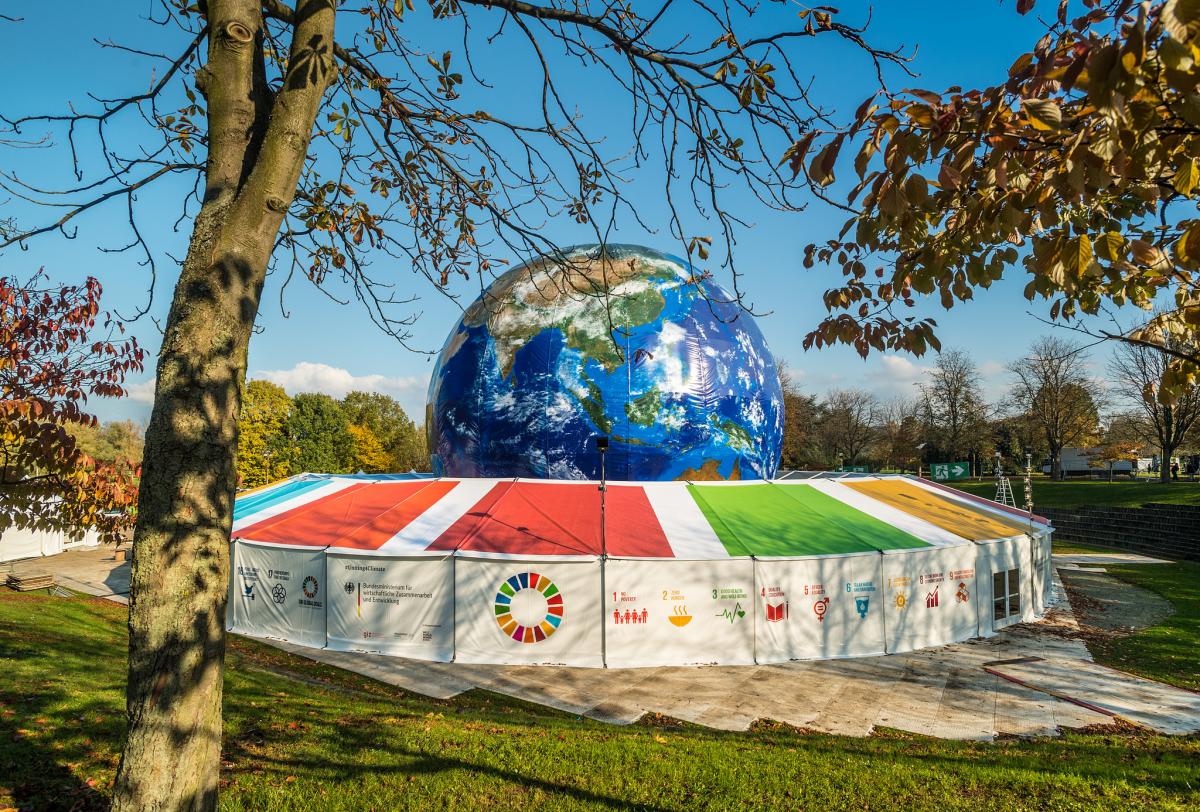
[843,479,1029,541]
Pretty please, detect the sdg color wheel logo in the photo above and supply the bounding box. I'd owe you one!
[494,572,564,644]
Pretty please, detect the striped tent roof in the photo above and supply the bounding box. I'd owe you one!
[232,474,1049,559]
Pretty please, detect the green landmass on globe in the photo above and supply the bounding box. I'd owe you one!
[427,244,783,481]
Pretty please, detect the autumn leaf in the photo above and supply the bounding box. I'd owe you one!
[1172,158,1199,197]
[1095,232,1126,262]
[1021,97,1062,130]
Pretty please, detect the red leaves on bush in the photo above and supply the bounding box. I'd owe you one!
[0,270,144,540]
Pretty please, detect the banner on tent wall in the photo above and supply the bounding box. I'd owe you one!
[604,558,756,667]
[754,553,885,662]
[229,540,327,646]
[454,556,603,666]
[881,544,979,654]
[325,553,454,660]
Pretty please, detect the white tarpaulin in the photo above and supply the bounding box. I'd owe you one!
[453,555,603,666]
[882,544,979,653]
[604,558,756,667]
[325,551,454,660]
[975,535,1036,632]
[0,525,99,563]
[1030,530,1053,614]
[229,540,327,647]
[0,527,64,563]
[754,552,885,662]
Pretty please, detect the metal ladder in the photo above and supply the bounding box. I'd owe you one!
[995,475,1016,508]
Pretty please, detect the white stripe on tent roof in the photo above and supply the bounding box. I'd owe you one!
[375,478,502,554]
[799,479,968,547]
[642,482,730,560]
[230,476,360,534]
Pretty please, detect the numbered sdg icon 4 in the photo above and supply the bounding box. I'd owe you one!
[494,572,563,643]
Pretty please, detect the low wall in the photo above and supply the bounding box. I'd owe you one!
[1042,503,1200,561]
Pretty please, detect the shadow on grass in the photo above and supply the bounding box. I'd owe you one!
[0,596,127,810]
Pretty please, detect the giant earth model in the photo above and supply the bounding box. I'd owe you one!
[426,244,783,480]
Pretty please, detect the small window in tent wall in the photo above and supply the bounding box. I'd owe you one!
[992,566,1021,627]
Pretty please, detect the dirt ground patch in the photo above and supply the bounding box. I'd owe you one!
[1059,569,1174,637]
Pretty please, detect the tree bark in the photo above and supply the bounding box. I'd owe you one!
[111,2,336,809]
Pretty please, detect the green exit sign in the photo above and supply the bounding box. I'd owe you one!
[931,462,970,481]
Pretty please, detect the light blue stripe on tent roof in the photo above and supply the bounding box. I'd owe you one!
[233,478,330,522]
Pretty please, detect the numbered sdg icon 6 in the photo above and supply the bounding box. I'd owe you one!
[494,572,563,644]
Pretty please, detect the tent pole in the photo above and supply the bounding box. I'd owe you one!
[450,552,457,663]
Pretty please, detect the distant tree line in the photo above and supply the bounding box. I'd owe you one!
[236,382,429,488]
[778,332,1200,483]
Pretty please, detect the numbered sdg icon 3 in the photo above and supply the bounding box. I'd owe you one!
[494,572,564,643]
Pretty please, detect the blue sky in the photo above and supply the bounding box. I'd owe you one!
[1,1,1125,424]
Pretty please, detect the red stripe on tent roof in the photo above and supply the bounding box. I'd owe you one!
[429,481,672,556]
[235,480,457,549]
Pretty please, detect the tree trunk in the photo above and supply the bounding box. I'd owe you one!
[111,2,336,808]
[110,195,261,811]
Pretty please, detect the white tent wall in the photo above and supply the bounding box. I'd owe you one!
[1030,529,1054,615]
[325,551,454,660]
[453,554,603,667]
[881,544,980,654]
[226,529,1056,666]
[0,526,100,563]
[604,557,756,667]
[228,540,327,647]
[753,552,886,663]
[973,536,1036,635]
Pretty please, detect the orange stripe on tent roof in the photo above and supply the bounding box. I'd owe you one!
[919,478,1049,525]
[843,479,1030,541]
[235,480,458,549]
[429,481,673,556]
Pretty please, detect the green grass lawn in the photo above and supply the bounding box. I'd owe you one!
[954,478,1200,509]
[1083,561,1200,692]
[2,593,1199,810]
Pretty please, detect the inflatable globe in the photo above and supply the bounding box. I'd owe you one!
[426,244,783,480]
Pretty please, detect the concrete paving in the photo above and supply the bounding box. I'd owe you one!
[1054,553,1173,566]
[4,545,129,603]
[8,546,1199,740]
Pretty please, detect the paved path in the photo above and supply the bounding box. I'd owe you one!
[1054,553,1173,566]
[9,547,1199,739]
[1059,569,1174,632]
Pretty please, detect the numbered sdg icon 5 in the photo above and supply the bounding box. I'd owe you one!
[271,583,286,604]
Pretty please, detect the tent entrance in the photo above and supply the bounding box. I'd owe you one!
[992,566,1022,629]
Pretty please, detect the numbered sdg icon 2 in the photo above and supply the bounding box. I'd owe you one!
[494,572,564,643]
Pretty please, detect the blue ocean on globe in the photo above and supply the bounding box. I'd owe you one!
[426,244,783,481]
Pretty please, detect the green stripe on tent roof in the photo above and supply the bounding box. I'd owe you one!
[687,483,929,556]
